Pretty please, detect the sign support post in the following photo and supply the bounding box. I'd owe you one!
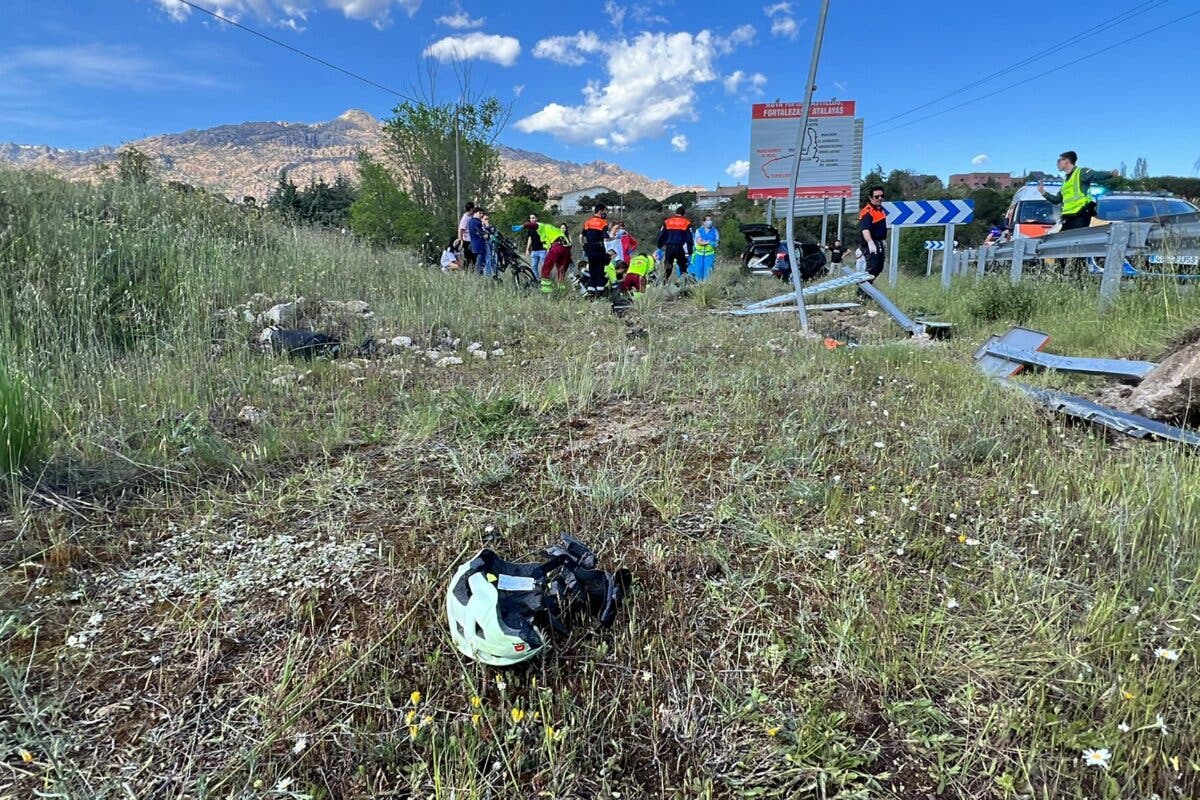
[940,224,956,289]
[783,0,831,332]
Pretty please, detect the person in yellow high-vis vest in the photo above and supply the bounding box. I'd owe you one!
[1038,151,1118,231]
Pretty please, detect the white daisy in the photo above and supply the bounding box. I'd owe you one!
[1081,748,1111,769]
[1117,723,1130,733]
[1154,648,1180,662]
[824,548,839,561]
[945,598,960,610]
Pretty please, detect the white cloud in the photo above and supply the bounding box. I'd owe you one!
[727,24,757,46]
[604,0,626,30]
[423,33,521,67]
[0,44,221,91]
[971,153,989,165]
[517,30,721,149]
[435,10,484,29]
[671,134,688,152]
[531,31,604,66]
[764,2,802,40]
[833,80,848,93]
[152,0,419,28]
[726,160,750,181]
[723,70,767,94]
[513,84,525,97]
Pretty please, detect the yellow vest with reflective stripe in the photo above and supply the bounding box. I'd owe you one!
[628,254,654,276]
[1061,168,1089,216]
[539,223,565,245]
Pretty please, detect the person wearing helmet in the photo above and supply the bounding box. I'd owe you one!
[446,536,631,666]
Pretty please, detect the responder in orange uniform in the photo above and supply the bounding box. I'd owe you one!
[581,204,611,298]
[858,185,887,281]
[656,206,694,280]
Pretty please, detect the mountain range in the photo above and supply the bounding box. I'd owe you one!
[0,109,695,202]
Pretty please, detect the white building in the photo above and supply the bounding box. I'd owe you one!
[695,184,747,211]
[555,185,617,215]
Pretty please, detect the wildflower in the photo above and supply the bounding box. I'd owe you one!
[292,734,307,755]
[946,598,960,609]
[471,714,481,726]
[495,676,507,691]
[964,538,980,547]
[510,708,526,724]
[766,726,780,737]
[868,485,877,492]
[641,671,652,682]
[957,534,967,543]
[18,749,33,763]
[405,710,417,725]
[1122,689,1136,701]
[1154,648,1180,662]
[408,725,419,740]
[1156,714,1168,735]
[1081,748,1111,769]
[1169,755,1180,771]
[410,690,422,705]
[470,696,482,708]
[824,548,839,561]
[854,517,865,526]
[1118,723,1130,733]
[873,441,885,449]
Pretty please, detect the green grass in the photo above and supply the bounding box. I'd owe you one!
[2,170,1200,799]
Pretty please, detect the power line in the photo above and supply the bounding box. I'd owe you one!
[169,0,408,99]
[873,6,1200,139]
[872,0,1169,129]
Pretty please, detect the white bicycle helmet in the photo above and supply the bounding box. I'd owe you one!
[446,536,631,667]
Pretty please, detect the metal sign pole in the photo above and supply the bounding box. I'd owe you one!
[926,247,934,276]
[837,197,845,241]
[887,227,901,286]
[820,197,829,247]
[784,0,831,332]
[940,224,955,289]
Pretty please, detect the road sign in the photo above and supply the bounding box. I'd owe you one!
[924,241,946,250]
[884,199,975,227]
[748,101,862,200]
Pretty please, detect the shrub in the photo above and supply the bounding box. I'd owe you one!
[966,276,1040,324]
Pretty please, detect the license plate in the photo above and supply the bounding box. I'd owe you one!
[1149,253,1200,267]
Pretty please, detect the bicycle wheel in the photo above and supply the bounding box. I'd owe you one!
[513,263,538,290]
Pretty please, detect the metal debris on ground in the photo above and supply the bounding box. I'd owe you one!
[976,327,1157,382]
[1009,382,1200,446]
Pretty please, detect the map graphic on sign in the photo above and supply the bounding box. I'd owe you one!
[748,101,859,200]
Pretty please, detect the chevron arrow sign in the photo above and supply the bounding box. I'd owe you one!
[884,199,974,227]
[924,241,946,250]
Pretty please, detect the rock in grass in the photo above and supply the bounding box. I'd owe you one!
[264,302,299,327]
[237,405,268,426]
[471,349,488,360]
[437,356,464,367]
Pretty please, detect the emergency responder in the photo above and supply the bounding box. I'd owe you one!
[1038,151,1119,231]
[539,222,572,294]
[581,204,610,298]
[858,185,887,281]
[657,206,694,281]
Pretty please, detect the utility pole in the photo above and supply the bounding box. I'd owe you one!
[783,0,831,332]
[453,103,462,218]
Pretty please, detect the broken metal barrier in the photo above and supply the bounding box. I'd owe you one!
[742,271,873,311]
[974,326,1156,382]
[722,302,860,317]
[1007,382,1200,447]
[973,326,1198,447]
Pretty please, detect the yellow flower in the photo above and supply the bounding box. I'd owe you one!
[868,485,877,492]
[545,725,556,741]
[1170,755,1181,772]
[18,748,33,763]
[532,711,541,721]
[766,727,780,737]
[421,715,433,726]
[957,534,967,544]
[470,696,482,708]
[511,708,526,724]
[405,710,417,725]
[1122,689,1136,701]
[408,725,419,740]
[410,690,422,705]
[471,714,481,726]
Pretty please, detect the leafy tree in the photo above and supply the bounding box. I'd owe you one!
[116,147,154,185]
[267,171,299,218]
[662,190,697,209]
[622,190,661,212]
[350,153,434,247]
[575,195,595,213]
[493,195,548,242]
[380,93,506,235]
[508,175,549,205]
[592,190,622,209]
[1134,157,1149,180]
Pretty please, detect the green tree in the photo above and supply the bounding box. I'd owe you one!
[622,190,661,212]
[381,94,506,235]
[493,195,548,241]
[508,175,549,205]
[116,147,154,185]
[662,190,697,209]
[267,171,299,218]
[349,153,434,247]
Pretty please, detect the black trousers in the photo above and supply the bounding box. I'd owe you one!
[664,245,689,276]
[863,243,886,278]
[584,247,609,290]
[1061,211,1093,231]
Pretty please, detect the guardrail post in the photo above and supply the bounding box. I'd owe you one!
[940,224,955,289]
[926,248,934,277]
[1010,238,1026,283]
[977,246,990,280]
[1099,221,1130,311]
[887,227,901,286]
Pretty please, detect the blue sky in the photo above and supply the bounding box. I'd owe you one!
[2,0,1198,189]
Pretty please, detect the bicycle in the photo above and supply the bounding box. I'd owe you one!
[488,232,539,290]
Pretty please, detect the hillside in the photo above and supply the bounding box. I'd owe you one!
[0,109,694,202]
